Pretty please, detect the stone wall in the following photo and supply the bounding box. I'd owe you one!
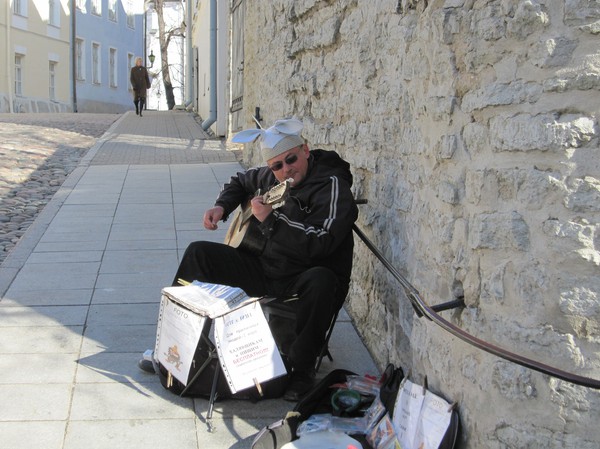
[241,0,600,446]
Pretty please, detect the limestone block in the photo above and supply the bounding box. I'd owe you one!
[469,4,507,41]
[461,81,542,113]
[489,114,595,152]
[492,361,536,399]
[565,0,600,25]
[437,180,460,205]
[289,16,340,55]
[559,285,600,337]
[436,134,458,160]
[579,20,600,34]
[506,0,549,40]
[462,122,489,155]
[564,176,600,213]
[543,54,600,92]
[469,211,530,251]
[529,37,578,68]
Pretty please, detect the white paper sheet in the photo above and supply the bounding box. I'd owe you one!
[154,296,206,386]
[214,302,287,393]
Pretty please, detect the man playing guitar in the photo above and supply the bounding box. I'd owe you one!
[172,118,358,401]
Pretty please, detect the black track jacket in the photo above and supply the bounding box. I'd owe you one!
[215,149,358,297]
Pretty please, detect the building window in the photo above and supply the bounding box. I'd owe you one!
[15,55,23,96]
[49,0,60,26]
[126,0,135,28]
[91,0,101,16]
[108,0,117,21]
[76,38,85,80]
[92,43,101,84]
[109,48,117,87]
[13,0,27,16]
[76,0,86,11]
[49,62,56,100]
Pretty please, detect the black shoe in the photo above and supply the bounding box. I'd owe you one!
[283,369,315,402]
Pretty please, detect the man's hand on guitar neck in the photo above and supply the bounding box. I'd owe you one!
[250,195,273,223]
[203,206,225,230]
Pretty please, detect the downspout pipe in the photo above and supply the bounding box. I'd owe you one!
[71,0,77,112]
[6,0,14,113]
[184,0,193,108]
[201,0,217,130]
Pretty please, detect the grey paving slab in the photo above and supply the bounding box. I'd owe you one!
[33,240,108,253]
[81,323,156,354]
[0,421,65,449]
[120,190,174,203]
[76,352,163,384]
[107,222,176,242]
[0,383,72,420]
[99,249,178,274]
[113,203,176,224]
[0,288,93,307]
[95,272,173,291]
[0,325,83,353]
[26,250,104,264]
[87,303,159,326]
[193,418,267,448]
[0,305,88,327]
[91,286,163,304]
[0,353,78,384]
[69,382,194,420]
[64,190,121,205]
[8,266,98,291]
[64,419,198,449]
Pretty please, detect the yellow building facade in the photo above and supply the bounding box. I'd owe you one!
[1,0,72,112]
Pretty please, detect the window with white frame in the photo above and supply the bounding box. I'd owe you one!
[108,0,117,21]
[49,0,60,26]
[92,43,101,84]
[76,0,86,11]
[126,1,135,28]
[76,38,85,80]
[109,48,117,87]
[13,0,27,16]
[91,0,101,16]
[15,55,23,96]
[49,62,56,100]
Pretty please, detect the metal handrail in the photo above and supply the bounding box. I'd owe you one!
[352,223,600,390]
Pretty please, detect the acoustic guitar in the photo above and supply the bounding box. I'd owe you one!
[224,178,292,254]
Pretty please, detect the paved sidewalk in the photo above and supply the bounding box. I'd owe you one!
[0,110,377,449]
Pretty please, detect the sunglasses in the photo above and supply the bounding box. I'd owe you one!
[269,152,300,172]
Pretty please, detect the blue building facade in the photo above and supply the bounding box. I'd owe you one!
[75,0,145,113]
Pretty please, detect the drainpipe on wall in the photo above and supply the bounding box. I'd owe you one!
[70,0,78,112]
[184,0,193,109]
[201,0,217,130]
[6,0,14,113]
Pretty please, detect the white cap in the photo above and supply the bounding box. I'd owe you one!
[231,118,304,161]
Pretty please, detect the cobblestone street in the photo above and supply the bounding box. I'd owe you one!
[0,113,120,263]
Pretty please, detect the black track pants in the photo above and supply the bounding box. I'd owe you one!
[173,241,339,371]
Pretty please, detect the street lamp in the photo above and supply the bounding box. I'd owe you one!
[148,50,156,68]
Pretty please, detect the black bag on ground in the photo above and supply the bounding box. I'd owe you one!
[252,364,460,449]
[252,368,359,449]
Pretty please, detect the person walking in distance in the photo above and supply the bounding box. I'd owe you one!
[130,57,150,116]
